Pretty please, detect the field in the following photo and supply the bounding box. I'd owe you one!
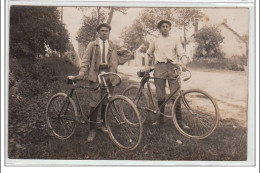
[8,66,248,161]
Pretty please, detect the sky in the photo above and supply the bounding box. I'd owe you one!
[62,7,249,54]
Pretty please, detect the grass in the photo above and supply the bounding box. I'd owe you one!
[8,74,247,161]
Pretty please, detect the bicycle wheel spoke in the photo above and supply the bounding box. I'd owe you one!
[46,93,77,139]
[173,90,219,139]
[122,86,148,124]
[106,96,142,150]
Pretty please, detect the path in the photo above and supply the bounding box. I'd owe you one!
[118,66,248,127]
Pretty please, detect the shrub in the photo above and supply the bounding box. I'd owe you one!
[9,55,79,98]
[187,56,248,71]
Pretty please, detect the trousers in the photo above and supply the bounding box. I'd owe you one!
[153,62,180,102]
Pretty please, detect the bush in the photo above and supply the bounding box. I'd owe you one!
[187,56,248,71]
[9,55,79,98]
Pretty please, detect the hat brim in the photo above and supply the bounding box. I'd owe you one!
[157,20,172,29]
[96,23,111,31]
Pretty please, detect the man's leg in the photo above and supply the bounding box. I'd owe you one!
[87,82,101,142]
[99,78,114,133]
[167,64,184,126]
[168,67,190,129]
[153,63,167,125]
[168,78,182,124]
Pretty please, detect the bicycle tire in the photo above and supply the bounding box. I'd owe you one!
[172,89,220,139]
[105,95,143,150]
[122,85,149,124]
[46,93,78,140]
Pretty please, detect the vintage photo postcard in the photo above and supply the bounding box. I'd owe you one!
[5,0,256,166]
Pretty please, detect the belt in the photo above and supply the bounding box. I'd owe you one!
[99,64,109,70]
[155,59,174,64]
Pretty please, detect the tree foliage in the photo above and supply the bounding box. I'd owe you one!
[10,6,70,59]
[194,26,224,58]
[120,19,148,50]
[174,8,204,50]
[139,8,175,35]
[76,7,106,47]
[76,7,127,47]
[174,8,204,31]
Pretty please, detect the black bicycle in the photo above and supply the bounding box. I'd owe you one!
[46,72,142,150]
[122,66,220,139]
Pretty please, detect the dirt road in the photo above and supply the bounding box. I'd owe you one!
[118,66,248,127]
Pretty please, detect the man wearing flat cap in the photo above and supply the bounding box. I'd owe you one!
[77,23,133,142]
[147,20,188,127]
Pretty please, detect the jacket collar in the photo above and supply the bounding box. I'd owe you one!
[95,38,112,51]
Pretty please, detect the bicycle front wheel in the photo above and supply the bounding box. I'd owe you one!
[172,89,220,139]
[105,95,143,150]
[122,85,148,124]
[46,93,78,140]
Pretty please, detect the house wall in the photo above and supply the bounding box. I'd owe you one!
[186,42,196,61]
[218,25,247,58]
[135,52,149,67]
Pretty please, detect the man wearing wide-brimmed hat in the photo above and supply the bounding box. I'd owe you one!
[147,19,188,126]
[77,23,133,142]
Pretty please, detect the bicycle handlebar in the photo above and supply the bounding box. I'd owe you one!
[67,72,122,89]
[138,66,192,82]
[97,72,122,86]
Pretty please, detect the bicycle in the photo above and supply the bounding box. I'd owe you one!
[46,72,143,150]
[122,66,220,139]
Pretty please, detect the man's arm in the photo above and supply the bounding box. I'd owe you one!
[146,40,155,60]
[175,39,188,67]
[116,47,135,65]
[78,42,93,78]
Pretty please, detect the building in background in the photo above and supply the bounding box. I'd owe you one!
[186,19,247,60]
[127,44,149,67]
[216,19,247,58]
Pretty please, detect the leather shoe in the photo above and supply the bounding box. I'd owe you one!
[178,121,191,130]
[100,126,108,133]
[87,130,96,142]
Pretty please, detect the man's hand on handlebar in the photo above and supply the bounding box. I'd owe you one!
[181,66,188,72]
[75,74,85,80]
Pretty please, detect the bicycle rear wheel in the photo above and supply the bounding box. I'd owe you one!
[46,93,78,140]
[172,89,220,139]
[105,95,143,150]
[122,86,148,124]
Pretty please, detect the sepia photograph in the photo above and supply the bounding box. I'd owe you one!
[6,2,253,165]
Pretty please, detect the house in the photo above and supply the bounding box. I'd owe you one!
[216,19,247,58]
[126,44,150,67]
[186,19,247,60]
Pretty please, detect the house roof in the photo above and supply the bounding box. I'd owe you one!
[187,22,247,45]
[217,22,246,43]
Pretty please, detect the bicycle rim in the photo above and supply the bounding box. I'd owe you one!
[46,93,78,140]
[122,86,148,124]
[172,89,220,139]
[105,95,142,150]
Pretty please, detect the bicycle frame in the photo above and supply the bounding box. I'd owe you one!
[139,78,181,116]
[133,69,193,117]
[60,75,113,124]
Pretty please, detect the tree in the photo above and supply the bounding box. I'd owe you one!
[10,6,70,59]
[194,26,224,58]
[139,8,175,35]
[120,19,148,50]
[106,7,127,24]
[76,7,106,46]
[174,8,204,51]
[76,7,128,60]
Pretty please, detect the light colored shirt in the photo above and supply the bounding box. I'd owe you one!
[147,34,186,65]
[99,38,109,65]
